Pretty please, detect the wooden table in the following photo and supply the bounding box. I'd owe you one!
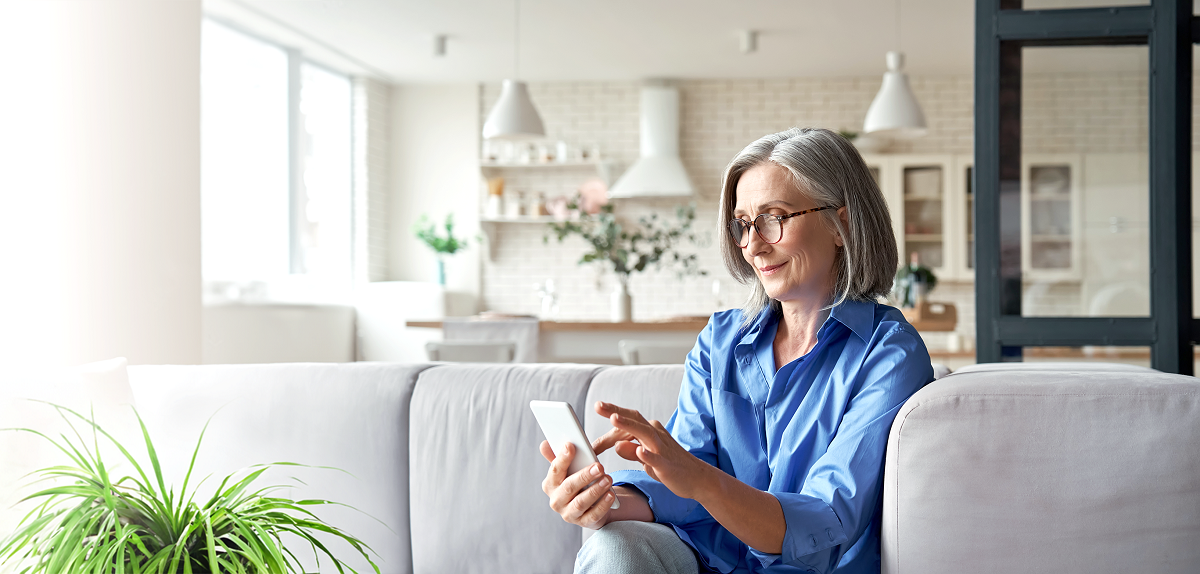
[405,318,708,364]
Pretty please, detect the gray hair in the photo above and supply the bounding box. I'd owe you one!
[718,127,897,329]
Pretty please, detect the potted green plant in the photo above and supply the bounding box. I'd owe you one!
[894,253,938,308]
[0,403,378,574]
[413,213,470,286]
[546,199,706,322]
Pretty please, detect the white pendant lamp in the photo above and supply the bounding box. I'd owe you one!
[483,0,545,140]
[863,51,926,139]
[863,0,926,139]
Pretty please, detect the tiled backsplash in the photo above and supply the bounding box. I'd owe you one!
[476,71,1181,348]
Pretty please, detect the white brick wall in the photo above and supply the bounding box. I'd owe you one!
[353,77,391,283]
[477,70,1170,343]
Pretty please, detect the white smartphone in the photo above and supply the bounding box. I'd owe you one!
[529,400,620,509]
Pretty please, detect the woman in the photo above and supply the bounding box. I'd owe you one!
[540,128,934,574]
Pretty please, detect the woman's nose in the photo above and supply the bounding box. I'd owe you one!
[744,225,770,256]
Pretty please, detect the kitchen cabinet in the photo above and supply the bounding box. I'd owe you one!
[868,153,1084,285]
[864,154,963,281]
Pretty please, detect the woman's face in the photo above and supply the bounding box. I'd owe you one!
[733,162,843,306]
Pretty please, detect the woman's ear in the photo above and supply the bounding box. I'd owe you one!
[834,206,849,247]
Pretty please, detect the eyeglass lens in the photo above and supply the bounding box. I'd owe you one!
[728,215,782,247]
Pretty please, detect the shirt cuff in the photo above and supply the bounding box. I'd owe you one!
[611,469,700,524]
[746,492,848,572]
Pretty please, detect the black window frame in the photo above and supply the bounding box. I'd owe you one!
[974,0,1196,374]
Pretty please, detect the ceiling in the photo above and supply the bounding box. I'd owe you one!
[206,0,1171,84]
[205,0,978,83]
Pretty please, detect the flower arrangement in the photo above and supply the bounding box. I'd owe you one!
[545,198,706,280]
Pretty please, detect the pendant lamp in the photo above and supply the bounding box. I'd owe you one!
[482,0,545,140]
[863,0,926,139]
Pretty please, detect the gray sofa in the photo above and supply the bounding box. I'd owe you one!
[110,361,1199,574]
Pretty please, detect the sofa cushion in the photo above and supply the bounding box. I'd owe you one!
[882,369,1200,574]
[408,363,604,574]
[129,362,430,574]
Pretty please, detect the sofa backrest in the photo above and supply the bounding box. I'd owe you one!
[407,363,603,574]
[128,363,430,574]
[882,368,1200,574]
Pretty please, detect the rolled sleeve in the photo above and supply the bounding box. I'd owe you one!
[747,493,847,570]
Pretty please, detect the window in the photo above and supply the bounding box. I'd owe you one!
[201,19,353,303]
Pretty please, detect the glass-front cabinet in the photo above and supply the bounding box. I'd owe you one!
[865,154,961,281]
[866,153,1081,284]
[1022,155,1082,281]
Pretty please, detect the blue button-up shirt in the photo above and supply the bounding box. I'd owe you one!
[611,299,933,574]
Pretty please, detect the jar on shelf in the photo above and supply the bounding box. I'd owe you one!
[504,190,524,217]
[485,177,505,218]
[527,192,547,217]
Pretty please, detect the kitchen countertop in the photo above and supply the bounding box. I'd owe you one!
[405,318,709,331]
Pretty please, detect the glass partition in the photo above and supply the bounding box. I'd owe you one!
[1018,45,1150,318]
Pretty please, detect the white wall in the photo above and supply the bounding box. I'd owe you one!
[389,84,482,316]
[0,1,202,368]
[202,305,355,364]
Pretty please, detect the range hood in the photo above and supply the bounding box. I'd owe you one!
[607,86,695,198]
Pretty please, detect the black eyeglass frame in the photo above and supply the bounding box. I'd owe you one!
[727,205,838,248]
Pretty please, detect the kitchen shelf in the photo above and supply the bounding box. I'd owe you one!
[480,216,559,223]
[481,161,604,168]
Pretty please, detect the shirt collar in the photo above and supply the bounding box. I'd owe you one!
[737,298,876,348]
[829,298,876,342]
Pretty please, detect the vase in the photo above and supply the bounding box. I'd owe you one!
[611,274,631,323]
[436,258,446,286]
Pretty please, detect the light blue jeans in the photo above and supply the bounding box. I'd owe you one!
[575,521,700,574]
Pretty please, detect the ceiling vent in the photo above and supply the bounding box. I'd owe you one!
[607,86,695,198]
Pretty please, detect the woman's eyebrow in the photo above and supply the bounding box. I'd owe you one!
[734,200,794,216]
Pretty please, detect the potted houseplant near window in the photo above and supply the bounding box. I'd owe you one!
[413,213,470,286]
[0,404,378,574]
[546,199,706,322]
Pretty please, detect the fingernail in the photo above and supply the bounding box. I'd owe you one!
[590,465,601,477]
[605,492,614,501]
[601,476,611,486]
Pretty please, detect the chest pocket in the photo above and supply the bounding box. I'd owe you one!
[709,389,768,486]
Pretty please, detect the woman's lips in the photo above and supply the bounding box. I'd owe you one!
[758,262,784,276]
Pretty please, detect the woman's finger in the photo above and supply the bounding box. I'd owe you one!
[610,413,663,450]
[561,473,613,522]
[595,401,650,424]
[613,440,641,462]
[591,427,635,454]
[539,440,555,463]
[547,442,574,482]
[636,444,665,467]
[577,489,616,528]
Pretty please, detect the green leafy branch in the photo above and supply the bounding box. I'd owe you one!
[413,213,468,256]
[0,402,380,574]
[545,198,707,279]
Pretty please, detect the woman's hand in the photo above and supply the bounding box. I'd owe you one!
[539,441,616,530]
[592,401,715,500]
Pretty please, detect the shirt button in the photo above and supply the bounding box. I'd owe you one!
[826,528,834,541]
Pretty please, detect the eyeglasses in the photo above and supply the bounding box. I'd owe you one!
[727,206,838,248]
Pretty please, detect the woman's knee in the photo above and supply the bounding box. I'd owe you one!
[575,521,698,574]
